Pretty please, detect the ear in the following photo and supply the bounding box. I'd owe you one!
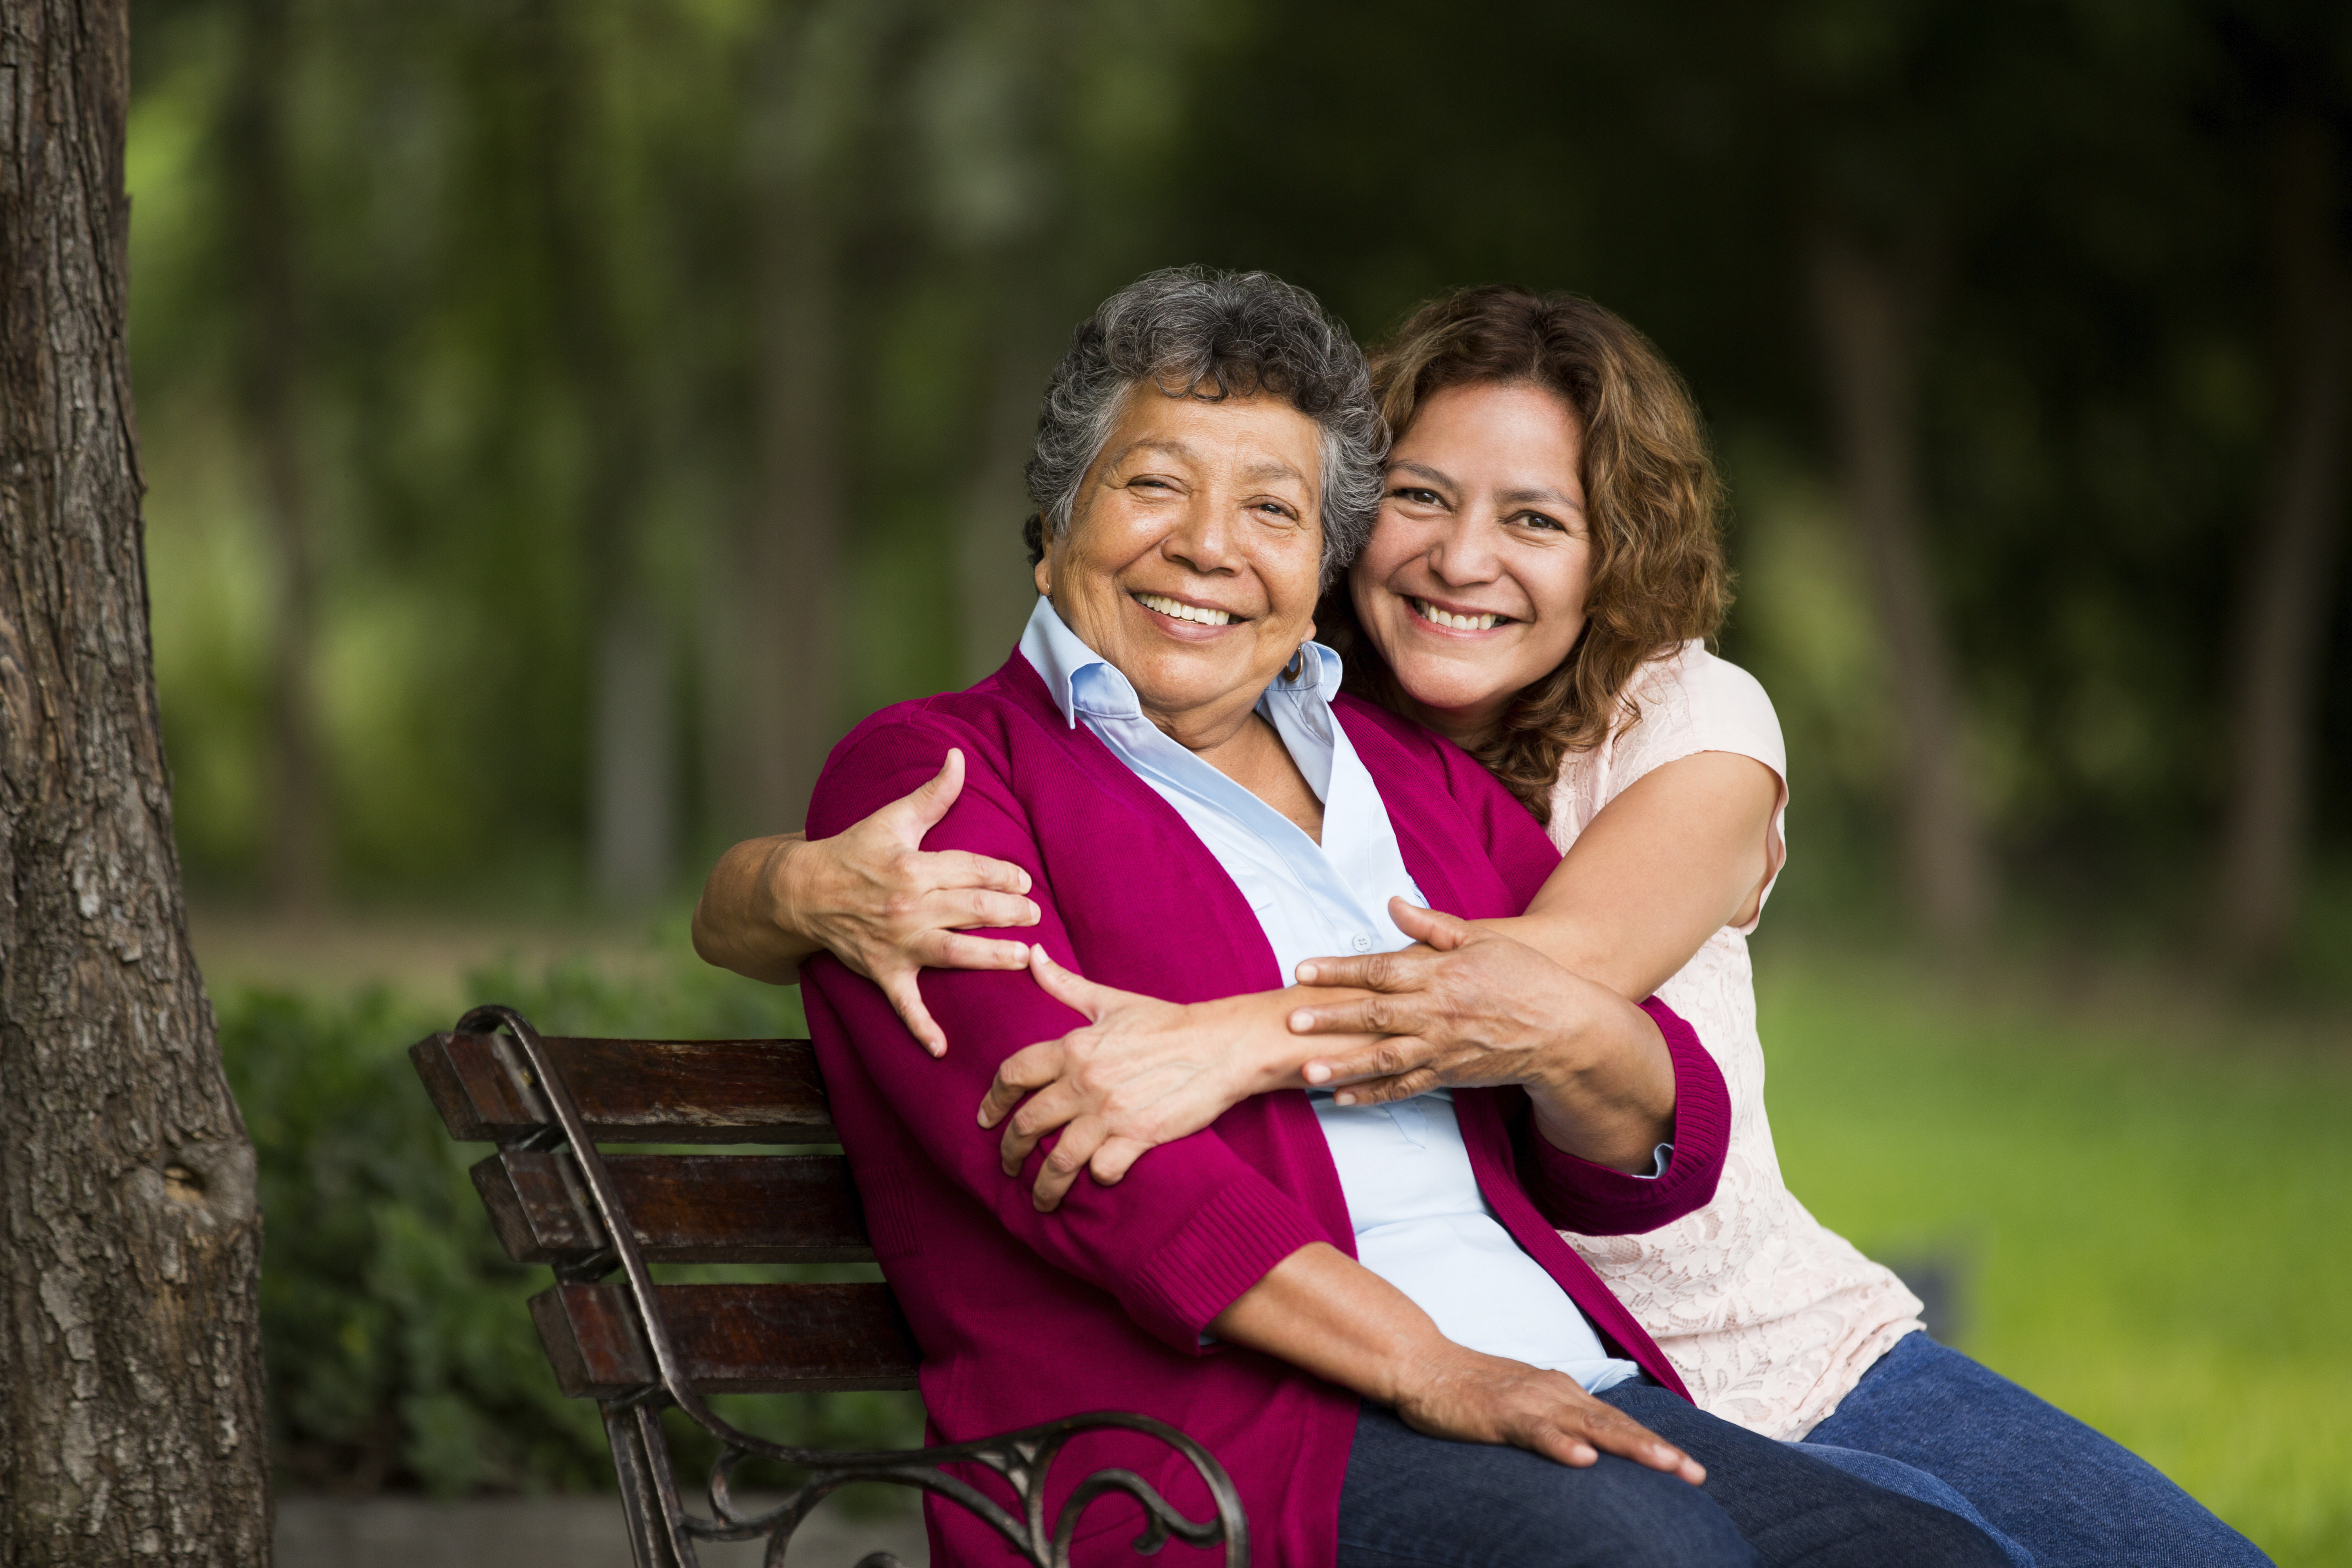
[1033,552,1052,597]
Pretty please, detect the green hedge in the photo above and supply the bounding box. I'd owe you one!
[222,939,920,1496]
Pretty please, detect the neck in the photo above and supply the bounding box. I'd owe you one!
[1393,689,1508,753]
[1143,692,1267,758]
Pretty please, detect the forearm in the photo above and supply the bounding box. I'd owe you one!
[1207,1242,1456,1405]
[690,833,821,983]
[1481,752,1780,1002]
[1521,990,1677,1174]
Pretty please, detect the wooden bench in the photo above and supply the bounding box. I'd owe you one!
[412,1003,1248,1568]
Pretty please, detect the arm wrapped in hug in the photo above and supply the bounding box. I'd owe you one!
[1512,998,1732,1237]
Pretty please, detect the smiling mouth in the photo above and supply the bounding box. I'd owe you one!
[1410,597,1511,632]
[1134,591,1237,627]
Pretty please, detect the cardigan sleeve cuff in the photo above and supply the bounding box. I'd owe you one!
[1121,1167,1329,1353]
[1521,997,1731,1236]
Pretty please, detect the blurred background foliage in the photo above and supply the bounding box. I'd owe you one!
[126,0,2350,1559]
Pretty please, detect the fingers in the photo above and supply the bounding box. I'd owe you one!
[1573,1405,1706,1485]
[1087,1135,1155,1188]
[895,749,967,835]
[1388,897,1474,951]
[999,1079,1089,1175]
[1330,1067,1441,1107]
[920,931,1033,971]
[977,1041,1064,1129]
[1027,945,1115,1022]
[1290,947,1410,992]
[1300,1036,1432,1088]
[879,969,948,1057]
[1029,1117,1110,1211]
[918,848,1035,898]
[929,887,1041,931]
[1528,1428,1602,1469]
[1288,993,1424,1040]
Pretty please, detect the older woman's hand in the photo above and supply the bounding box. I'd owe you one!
[691,750,1040,1053]
[1288,900,1677,1173]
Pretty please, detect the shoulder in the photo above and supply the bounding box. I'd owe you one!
[1617,642,1785,781]
[808,654,1063,836]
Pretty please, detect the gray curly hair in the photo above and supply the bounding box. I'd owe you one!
[1022,267,1386,589]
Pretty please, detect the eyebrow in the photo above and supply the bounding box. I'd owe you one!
[1389,459,1582,512]
[1109,438,1311,491]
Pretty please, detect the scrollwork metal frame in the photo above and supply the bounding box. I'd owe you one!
[461,1005,1250,1568]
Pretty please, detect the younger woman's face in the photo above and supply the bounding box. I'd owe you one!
[1348,380,1593,747]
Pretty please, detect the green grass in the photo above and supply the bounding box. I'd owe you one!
[1756,949,2352,1568]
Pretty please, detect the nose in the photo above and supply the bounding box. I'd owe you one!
[1425,510,1503,586]
[1160,490,1245,578]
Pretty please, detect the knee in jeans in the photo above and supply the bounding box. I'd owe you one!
[1866,1495,2016,1568]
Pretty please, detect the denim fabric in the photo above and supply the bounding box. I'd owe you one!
[1802,1332,2272,1568]
[1336,1393,2012,1568]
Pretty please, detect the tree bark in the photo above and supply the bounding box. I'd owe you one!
[228,0,328,913]
[1807,226,1993,941]
[0,1,273,1562]
[2214,119,2351,971]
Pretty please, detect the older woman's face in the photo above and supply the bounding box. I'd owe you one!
[1348,380,1593,748]
[1036,388,1325,746]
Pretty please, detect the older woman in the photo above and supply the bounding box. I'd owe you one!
[768,270,2006,1567]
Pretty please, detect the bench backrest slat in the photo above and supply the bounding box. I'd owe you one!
[413,1032,834,1145]
[530,1281,920,1397]
[473,1150,873,1265]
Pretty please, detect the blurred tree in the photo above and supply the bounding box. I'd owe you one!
[2212,18,2352,968]
[735,0,872,840]
[523,0,678,907]
[0,0,269,1559]
[225,0,327,912]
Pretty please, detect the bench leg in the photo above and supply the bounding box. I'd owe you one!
[604,1400,697,1568]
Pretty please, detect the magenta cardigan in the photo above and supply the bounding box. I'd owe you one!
[801,652,1733,1567]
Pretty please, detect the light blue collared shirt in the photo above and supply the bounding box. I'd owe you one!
[1018,596,1642,1392]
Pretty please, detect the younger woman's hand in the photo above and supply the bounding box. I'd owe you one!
[786,749,1039,1054]
[980,949,1302,1211]
[1288,900,1623,1105]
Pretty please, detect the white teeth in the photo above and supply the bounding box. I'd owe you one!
[1136,592,1233,626]
[1413,599,1503,632]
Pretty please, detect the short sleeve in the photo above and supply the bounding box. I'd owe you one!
[1584,643,1789,933]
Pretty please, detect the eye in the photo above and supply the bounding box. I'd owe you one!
[1389,486,1444,507]
[1126,475,1177,494]
[1252,499,1302,524]
[1510,509,1569,533]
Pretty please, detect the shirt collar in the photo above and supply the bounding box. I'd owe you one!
[1016,595,1343,729]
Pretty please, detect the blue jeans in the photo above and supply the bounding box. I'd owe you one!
[1800,1332,2272,1568]
[1336,1390,2011,1567]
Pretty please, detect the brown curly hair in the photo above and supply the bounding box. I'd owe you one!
[1327,286,1731,824]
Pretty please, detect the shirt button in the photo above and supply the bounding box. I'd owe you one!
[1352,933,1374,953]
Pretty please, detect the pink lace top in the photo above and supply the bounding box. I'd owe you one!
[1548,641,1923,1439]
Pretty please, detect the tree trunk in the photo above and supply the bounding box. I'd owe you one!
[0,2,273,1562]
[2214,119,2350,971]
[229,0,328,913]
[957,271,1058,682]
[1807,226,1992,941]
[740,49,844,836]
[521,0,671,905]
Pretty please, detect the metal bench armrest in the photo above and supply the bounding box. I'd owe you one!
[460,1005,1248,1568]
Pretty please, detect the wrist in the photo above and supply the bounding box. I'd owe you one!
[762,835,815,946]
